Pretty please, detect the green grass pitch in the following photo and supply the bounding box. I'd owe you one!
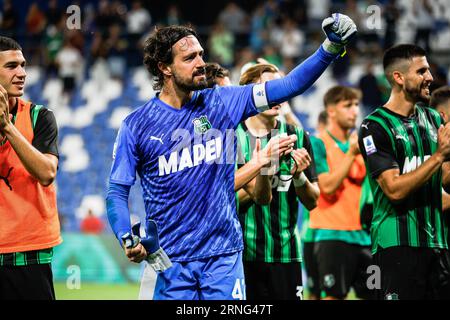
[54,282,140,300]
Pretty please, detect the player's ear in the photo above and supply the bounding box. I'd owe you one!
[392,70,404,86]
[326,106,335,119]
[158,62,172,77]
[439,109,449,124]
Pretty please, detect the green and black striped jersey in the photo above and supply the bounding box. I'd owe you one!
[236,120,318,263]
[359,104,448,254]
[0,248,53,266]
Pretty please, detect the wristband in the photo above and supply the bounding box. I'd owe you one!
[321,39,344,55]
[293,172,308,187]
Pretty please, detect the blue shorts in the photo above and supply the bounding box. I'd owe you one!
[150,251,245,300]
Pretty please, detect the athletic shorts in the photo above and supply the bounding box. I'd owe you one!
[141,251,245,300]
[303,242,320,299]
[0,263,55,300]
[244,261,303,300]
[373,246,450,300]
[315,240,374,299]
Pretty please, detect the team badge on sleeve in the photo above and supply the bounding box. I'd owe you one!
[363,135,377,155]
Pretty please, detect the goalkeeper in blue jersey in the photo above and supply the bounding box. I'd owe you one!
[106,14,357,300]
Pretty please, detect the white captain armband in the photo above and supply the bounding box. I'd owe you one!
[252,83,270,112]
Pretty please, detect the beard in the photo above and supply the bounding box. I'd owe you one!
[337,114,356,131]
[404,81,431,104]
[172,69,207,92]
[339,120,356,131]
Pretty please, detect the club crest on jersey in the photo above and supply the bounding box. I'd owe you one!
[192,115,212,134]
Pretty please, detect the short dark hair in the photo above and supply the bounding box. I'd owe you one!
[205,62,229,88]
[318,109,328,126]
[0,36,22,52]
[143,25,198,91]
[383,44,427,84]
[430,86,450,108]
[323,85,362,107]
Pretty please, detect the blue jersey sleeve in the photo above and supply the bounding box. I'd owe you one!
[217,46,336,127]
[109,121,139,186]
[216,84,259,128]
[106,182,132,244]
[265,46,337,105]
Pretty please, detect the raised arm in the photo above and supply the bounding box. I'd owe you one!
[256,14,357,109]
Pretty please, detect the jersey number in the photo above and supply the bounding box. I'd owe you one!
[272,175,292,192]
[232,278,246,300]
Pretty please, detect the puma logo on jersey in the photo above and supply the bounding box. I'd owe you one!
[361,123,369,130]
[158,137,222,176]
[402,155,431,174]
[150,134,165,145]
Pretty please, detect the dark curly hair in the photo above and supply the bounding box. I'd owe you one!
[143,25,198,91]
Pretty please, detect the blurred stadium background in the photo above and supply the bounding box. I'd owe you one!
[3,0,450,299]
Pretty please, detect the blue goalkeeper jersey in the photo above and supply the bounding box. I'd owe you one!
[109,85,259,262]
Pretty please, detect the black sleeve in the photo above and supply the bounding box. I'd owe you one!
[33,107,59,158]
[358,119,398,179]
[302,131,318,183]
